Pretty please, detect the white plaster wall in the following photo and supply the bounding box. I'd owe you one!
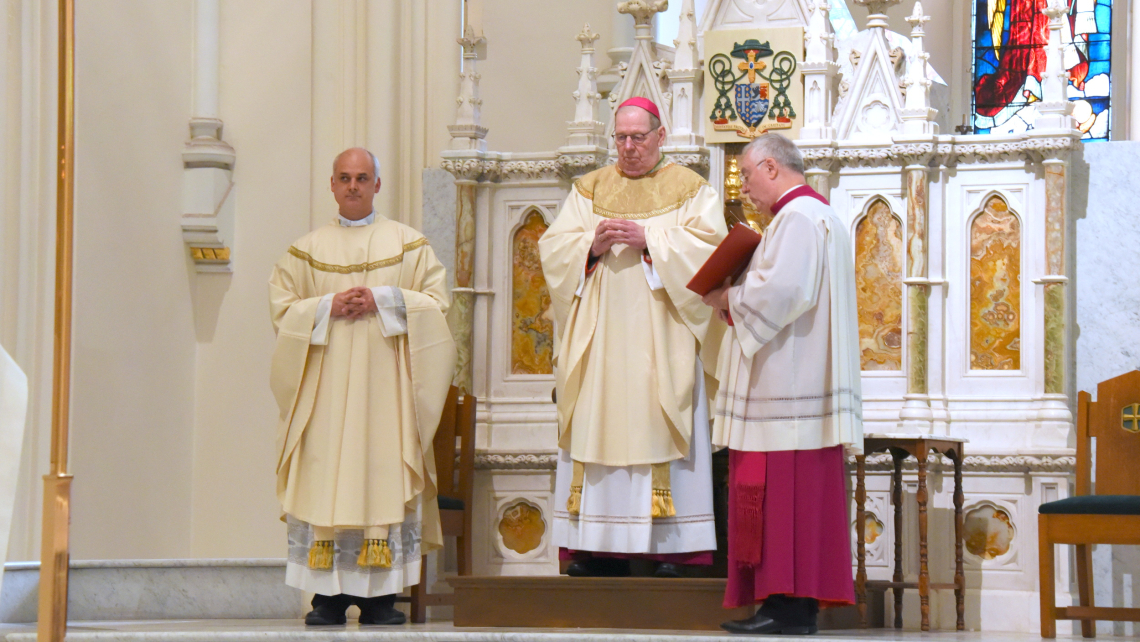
[68,0,197,560]
[1073,141,1140,394]
[187,1,315,559]
[479,0,616,153]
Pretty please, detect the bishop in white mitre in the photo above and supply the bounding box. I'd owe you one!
[269,148,455,625]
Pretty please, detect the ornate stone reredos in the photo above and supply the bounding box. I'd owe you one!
[833,20,904,142]
[608,0,673,137]
[699,0,811,33]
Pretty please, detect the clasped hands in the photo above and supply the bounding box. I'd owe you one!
[331,286,378,319]
[591,219,647,257]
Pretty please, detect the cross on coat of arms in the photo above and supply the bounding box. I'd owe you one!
[708,39,798,139]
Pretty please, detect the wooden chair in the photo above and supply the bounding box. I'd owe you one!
[1039,370,1140,638]
[400,385,475,622]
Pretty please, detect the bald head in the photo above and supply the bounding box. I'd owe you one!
[330,147,382,221]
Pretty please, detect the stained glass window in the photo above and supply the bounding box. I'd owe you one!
[1062,0,1112,141]
[971,0,1111,141]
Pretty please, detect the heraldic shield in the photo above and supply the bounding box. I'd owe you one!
[734,83,770,128]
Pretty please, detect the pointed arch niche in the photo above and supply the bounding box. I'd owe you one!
[511,209,554,375]
[969,194,1022,371]
[854,197,904,371]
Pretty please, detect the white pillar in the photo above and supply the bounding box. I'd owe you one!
[181,0,236,273]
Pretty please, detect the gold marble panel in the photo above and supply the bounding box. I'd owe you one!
[512,211,554,375]
[964,504,1014,560]
[855,199,904,370]
[970,196,1021,370]
[498,501,545,555]
[864,512,885,545]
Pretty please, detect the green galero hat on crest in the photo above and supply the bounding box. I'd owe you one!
[730,39,773,60]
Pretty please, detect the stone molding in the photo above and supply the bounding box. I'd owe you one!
[474,452,558,470]
[796,135,1078,170]
[443,133,1080,183]
[473,450,1074,473]
[442,151,708,184]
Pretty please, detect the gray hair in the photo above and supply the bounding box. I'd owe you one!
[742,133,805,175]
[332,148,381,182]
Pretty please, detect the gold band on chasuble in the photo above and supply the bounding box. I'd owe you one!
[288,237,429,274]
[573,163,709,221]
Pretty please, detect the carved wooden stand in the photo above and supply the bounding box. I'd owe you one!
[855,434,966,632]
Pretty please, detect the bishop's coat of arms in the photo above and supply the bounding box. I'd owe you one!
[707,39,798,139]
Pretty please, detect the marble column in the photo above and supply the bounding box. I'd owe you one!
[899,164,933,431]
[806,167,831,201]
[450,181,477,393]
[1042,160,1067,397]
[1133,0,1140,141]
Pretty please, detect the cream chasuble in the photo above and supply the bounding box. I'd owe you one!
[269,215,455,596]
[712,194,863,454]
[540,162,726,555]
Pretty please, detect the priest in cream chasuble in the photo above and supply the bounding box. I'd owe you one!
[539,98,727,576]
[702,134,861,635]
[269,148,455,625]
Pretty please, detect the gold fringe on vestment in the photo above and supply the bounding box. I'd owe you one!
[651,462,676,518]
[357,539,393,568]
[567,460,585,515]
[308,540,334,569]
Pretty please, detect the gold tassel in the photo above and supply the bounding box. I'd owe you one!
[308,540,334,569]
[357,539,393,568]
[652,488,676,518]
[567,459,585,515]
[567,485,583,515]
[651,462,675,518]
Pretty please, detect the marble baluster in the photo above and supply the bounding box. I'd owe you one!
[451,182,477,393]
[899,165,932,431]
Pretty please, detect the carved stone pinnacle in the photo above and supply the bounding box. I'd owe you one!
[618,0,669,26]
[576,23,601,45]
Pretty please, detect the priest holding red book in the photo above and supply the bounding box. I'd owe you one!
[701,133,863,635]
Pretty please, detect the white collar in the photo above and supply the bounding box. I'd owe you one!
[776,186,799,202]
[338,211,375,227]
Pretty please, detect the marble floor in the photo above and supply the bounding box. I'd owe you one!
[0,620,1133,642]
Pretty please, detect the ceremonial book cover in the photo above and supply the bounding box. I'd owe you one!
[686,224,761,296]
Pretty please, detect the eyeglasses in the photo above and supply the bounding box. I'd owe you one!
[613,131,654,145]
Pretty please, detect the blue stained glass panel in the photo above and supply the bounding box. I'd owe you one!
[971,0,1112,142]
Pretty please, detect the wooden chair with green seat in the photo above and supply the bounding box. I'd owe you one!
[1039,370,1140,638]
[399,385,475,623]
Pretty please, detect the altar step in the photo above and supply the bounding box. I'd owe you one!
[0,560,305,623]
[450,576,874,631]
[0,620,1069,642]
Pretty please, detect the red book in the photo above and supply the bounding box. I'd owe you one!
[686,224,761,296]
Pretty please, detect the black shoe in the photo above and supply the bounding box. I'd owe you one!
[565,557,632,577]
[722,594,819,635]
[356,594,406,626]
[304,593,351,626]
[653,562,682,578]
[721,610,817,635]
